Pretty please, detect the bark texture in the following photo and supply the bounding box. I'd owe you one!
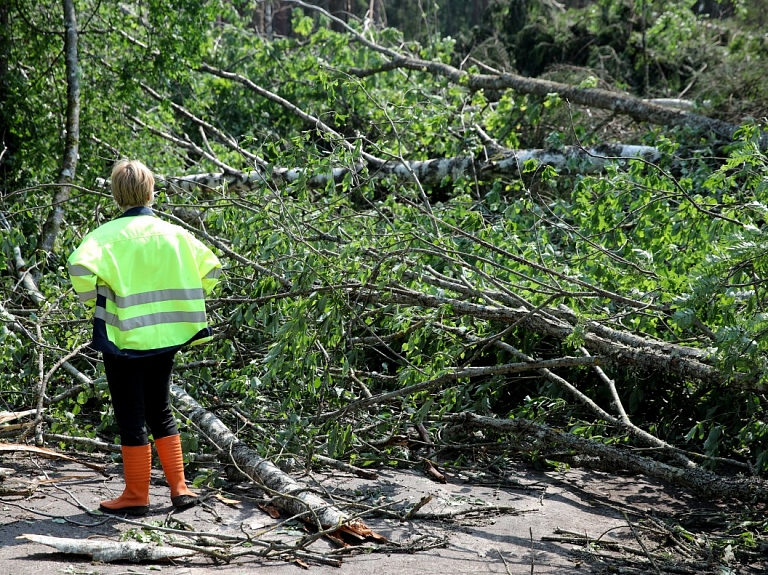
[289,0,766,148]
[19,534,195,562]
[345,50,765,149]
[359,289,724,385]
[164,144,659,194]
[170,384,370,531]
[450,412,768,502]
[39,0,80,256]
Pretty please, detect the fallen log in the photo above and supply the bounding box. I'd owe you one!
[446,412,768,503]
[170,384,379,539]
[288,0,768,149]
[362,288,725,385]
[164,145,661,193]
[18,534,195,562]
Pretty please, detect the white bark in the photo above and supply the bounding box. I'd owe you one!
[170,384,370,532]
[12,247,45,305]
[645,98,695,111]
[18,534,195,562]
[0,409,36,425]
[164,145,660,194]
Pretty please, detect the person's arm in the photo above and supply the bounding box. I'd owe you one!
[67,253,98,308]
[191,237,221,296]
[201,261,221,296]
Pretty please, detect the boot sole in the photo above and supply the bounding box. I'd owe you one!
[99,504,149,516]
[171,494,198,509]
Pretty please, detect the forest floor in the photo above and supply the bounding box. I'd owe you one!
[1,449,766,575]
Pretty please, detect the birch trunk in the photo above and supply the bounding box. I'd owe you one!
[39,0,80,256]
[19,534,195,562]
[287,0,767,149]
[170,384,370,532]
[165,144,659,194]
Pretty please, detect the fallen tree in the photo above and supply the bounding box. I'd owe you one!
[170,383,379,539]
[444,412,768,503]
[3,4,768,564]
[288,0,768,149]
[162,144,661,195]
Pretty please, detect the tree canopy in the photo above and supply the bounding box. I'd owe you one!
[2,0,768,569]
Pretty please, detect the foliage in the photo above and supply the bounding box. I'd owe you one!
[459,0,768,116]
[2,1,768,550]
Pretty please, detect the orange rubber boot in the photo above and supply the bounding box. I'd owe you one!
[155,434,198,509]
[100,444,151,516]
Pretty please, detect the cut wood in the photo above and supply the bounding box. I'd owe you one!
[170,384,378,537]
[0,409,36,425]
[18,534,195,562]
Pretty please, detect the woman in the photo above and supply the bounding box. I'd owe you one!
[68,159,221,515]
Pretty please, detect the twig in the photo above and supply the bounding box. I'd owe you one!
[497,548,513,575]
[317,356,599,423]
[0,444,107,474]
[623,511,662,575]
[403,494,432,520]
[313,454,377,480]
[44,432,120,453]
[579,346,695,468]
[529,526,535,575]
[1,500,110,527]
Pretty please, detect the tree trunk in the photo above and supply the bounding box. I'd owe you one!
[449,412,768,503]
[39,0,80,256]
[0,0,16,194]
[165,144,660,193]
[356,288,727,386]
[349,55,759,145]
[170,384,374,535]
[368,0,386,28]
[19,535,195,563]
[283,0,766,149]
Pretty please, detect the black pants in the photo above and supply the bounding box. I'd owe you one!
[102,350,179,446]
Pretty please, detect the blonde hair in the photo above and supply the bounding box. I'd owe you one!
[111,160,155,210]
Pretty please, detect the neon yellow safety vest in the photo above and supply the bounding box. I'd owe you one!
[67,207,221,355]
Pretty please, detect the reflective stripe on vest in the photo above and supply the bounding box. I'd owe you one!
[68,264,92,276]
[100,286,205,308]
[68,263,98,303]
[95,284,206,332]
[95,307,208,331]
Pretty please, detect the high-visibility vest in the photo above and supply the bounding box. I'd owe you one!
[67,207,221,355]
